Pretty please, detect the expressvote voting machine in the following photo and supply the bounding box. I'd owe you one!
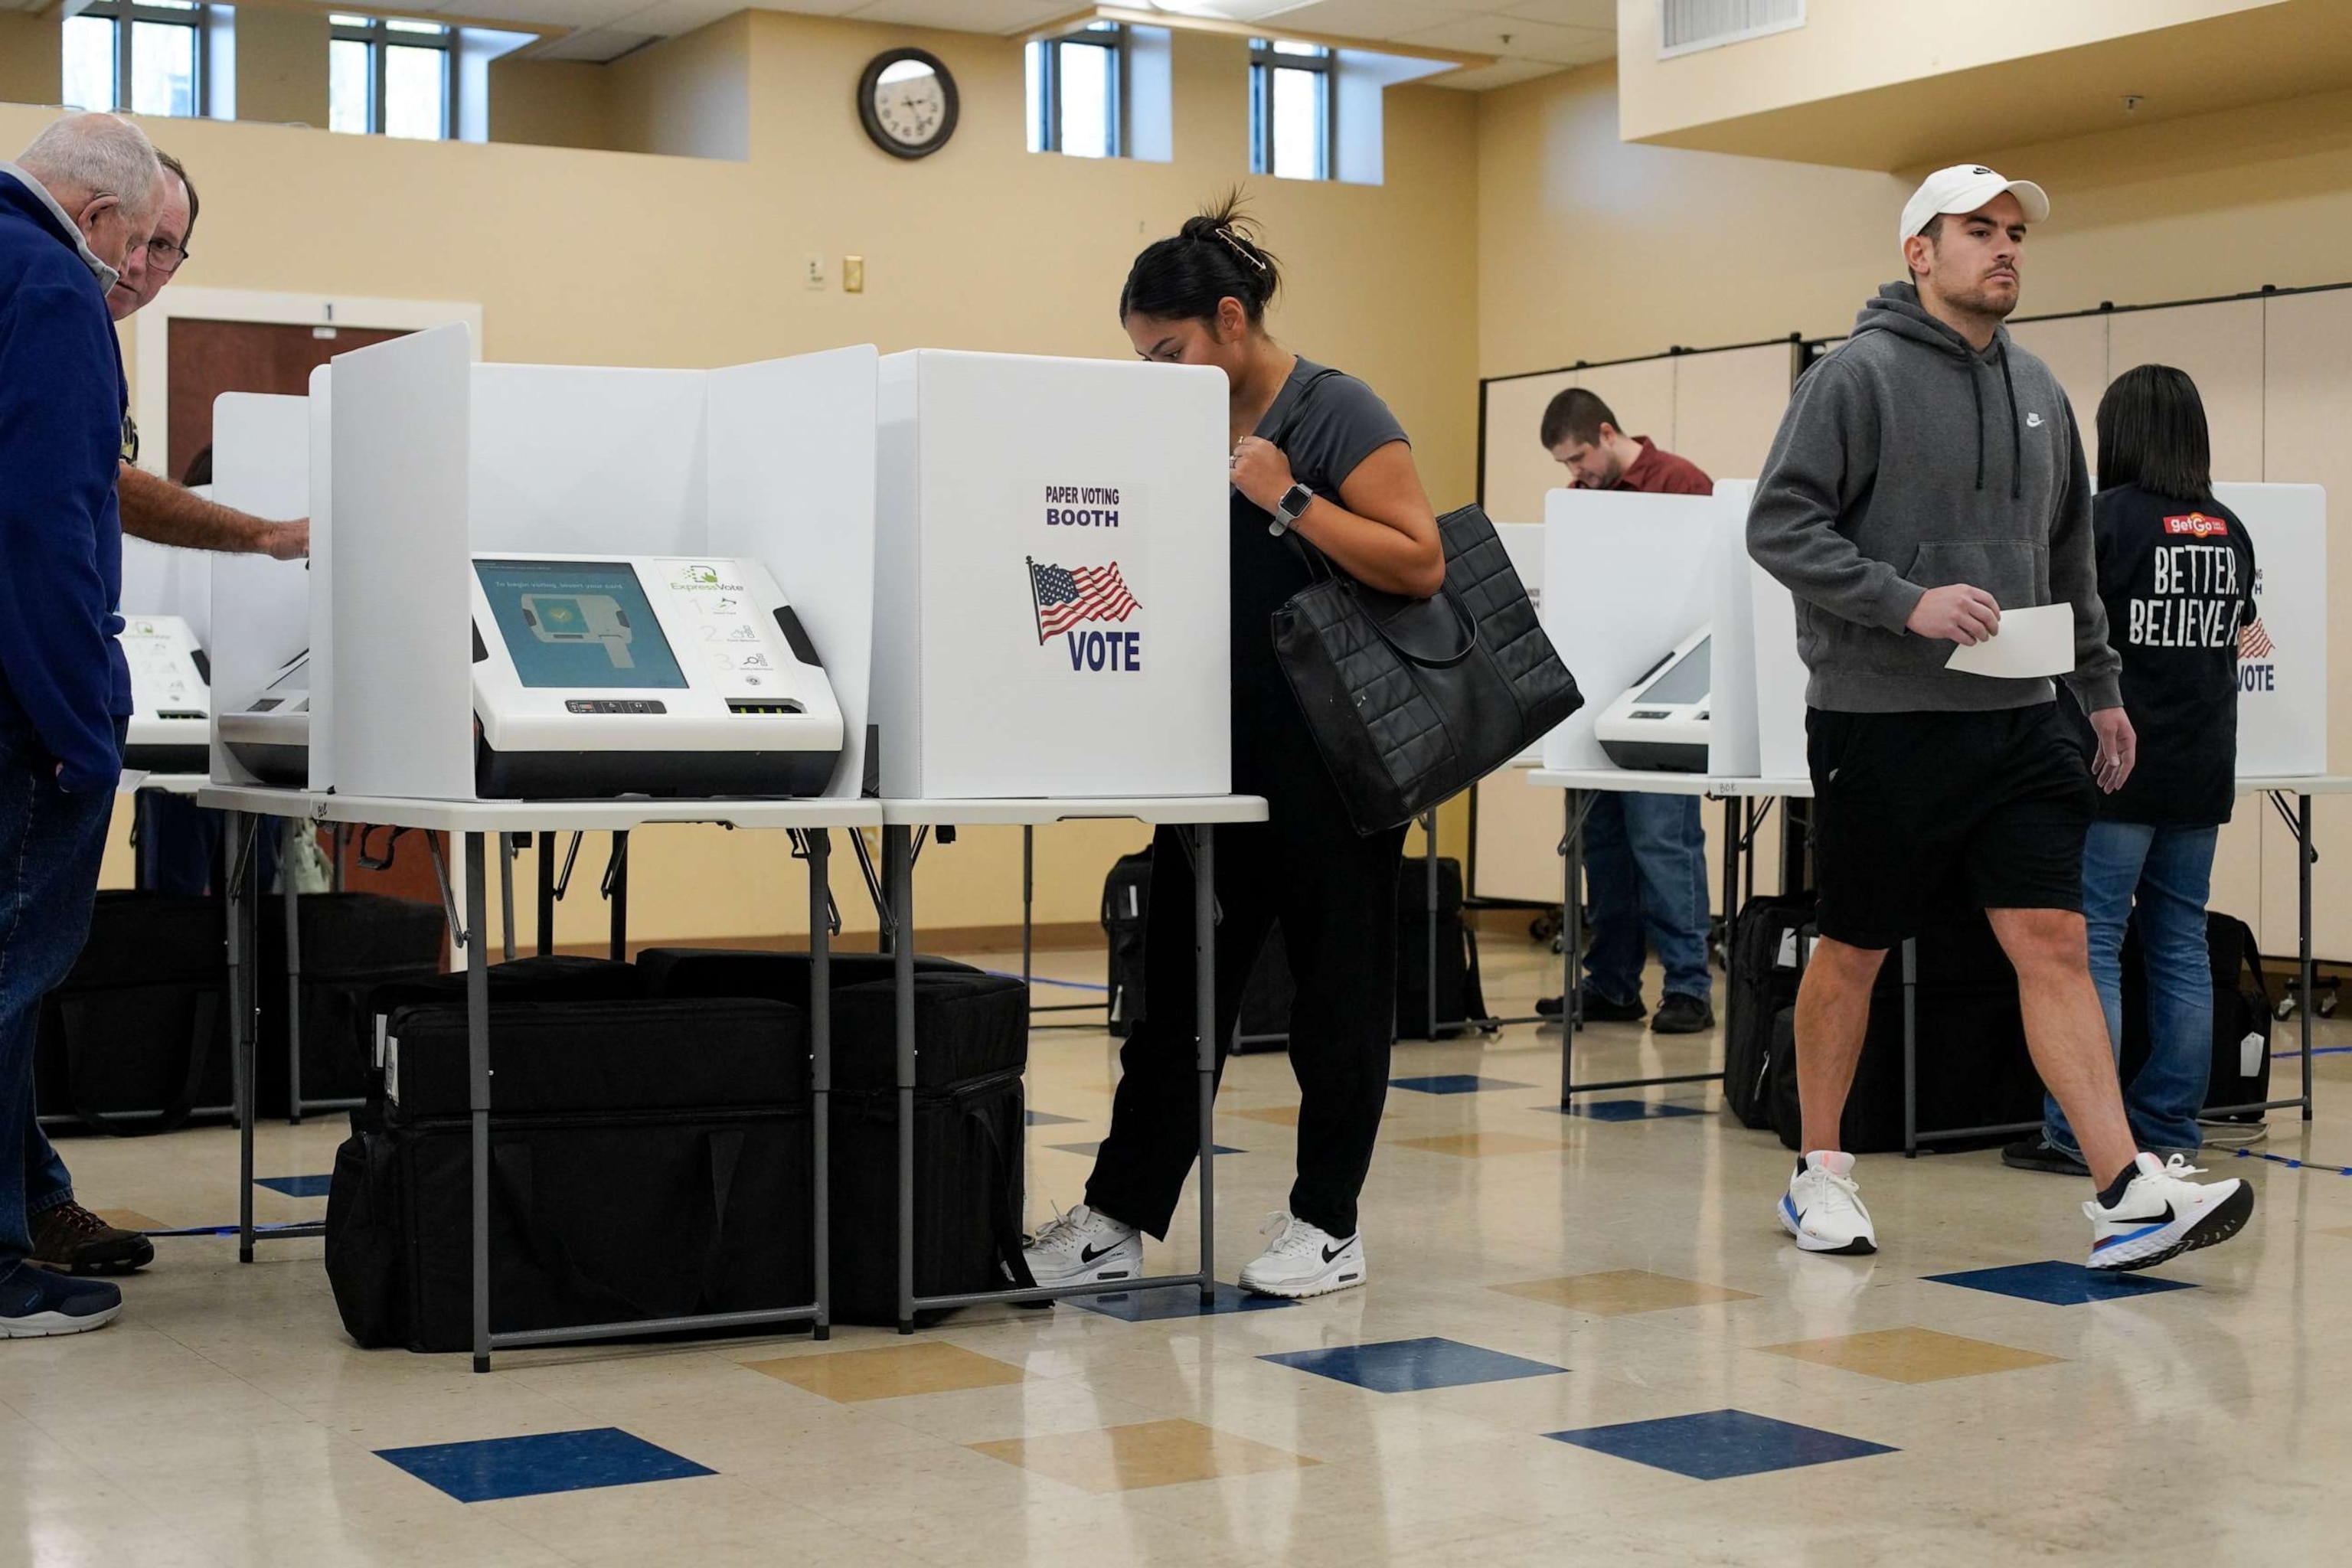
[1596,625,1712,773]
[119,615,211,775]
[467,554,842,799]
[218,649,314,786]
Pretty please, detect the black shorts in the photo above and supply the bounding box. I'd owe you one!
[1806,703,2094,950]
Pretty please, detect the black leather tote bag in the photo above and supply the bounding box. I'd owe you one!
[1271,501,1583,835]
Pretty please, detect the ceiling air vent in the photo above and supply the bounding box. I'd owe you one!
[1658,0,1805,60]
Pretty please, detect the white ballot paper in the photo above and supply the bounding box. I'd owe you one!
[1944,603,2076,679]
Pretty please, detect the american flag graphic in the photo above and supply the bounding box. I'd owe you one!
[2241,619,2274,659]
[1027,559,1141,642]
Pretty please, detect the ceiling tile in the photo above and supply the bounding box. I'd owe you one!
[1392,13,1611,64]
[531,26,662,60]
[843,0,1083,30]
[1422,57,1568,90]
[457,0,646,28]
[1263,1,1475,43]
[605,0,757,37]
[1494,0,1616,29]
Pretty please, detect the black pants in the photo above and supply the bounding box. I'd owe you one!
[1085,756,1406,1242]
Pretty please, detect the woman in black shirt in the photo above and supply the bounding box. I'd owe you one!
[1024,198,1443,1298]
[2007,364,2258,1172]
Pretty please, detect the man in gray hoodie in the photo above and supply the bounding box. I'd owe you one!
[1747,165,2252,1273]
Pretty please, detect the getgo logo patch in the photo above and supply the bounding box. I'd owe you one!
[2164,511,2230,538]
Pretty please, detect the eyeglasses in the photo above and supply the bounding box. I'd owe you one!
[145,236,191,273]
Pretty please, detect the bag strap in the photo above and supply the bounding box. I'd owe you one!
[962,1091,1037,1291]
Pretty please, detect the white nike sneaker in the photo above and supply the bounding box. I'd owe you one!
[1021,1204,1142,1289]
[1778,1151,1877,1256]
[1238,1212,1366,1298]
[2085,1152,2255,1272]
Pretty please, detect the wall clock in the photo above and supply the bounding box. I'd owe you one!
[858,47,959,160]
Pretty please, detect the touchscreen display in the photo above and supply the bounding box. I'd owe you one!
[474,560,686,690]
[1638,636,1710,707]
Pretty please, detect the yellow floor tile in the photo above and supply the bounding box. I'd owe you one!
[968,1419,1315,1494]
[745,1343,1030,1403]
[93,1209,168,1232]
[2322,1225,2352,1240]
[1394,1131,1566,1158]
[1756,1327,2063,1384]
[1491,1269,1759,1316]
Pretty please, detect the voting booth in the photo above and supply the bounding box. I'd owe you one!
[1540,483,1762,779]
[318,325,879,803]
[116,531,214,777]
[868,349,1230,799]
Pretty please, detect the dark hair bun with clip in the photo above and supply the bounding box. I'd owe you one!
[1120,189,1284,327]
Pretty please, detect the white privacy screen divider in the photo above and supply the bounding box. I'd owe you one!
[208,392,315,786]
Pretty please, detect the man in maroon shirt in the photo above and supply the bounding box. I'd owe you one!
[1543,388,1712,496]
[1535,389,1717,1035]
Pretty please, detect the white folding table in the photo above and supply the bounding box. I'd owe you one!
[873,795,1268,1333]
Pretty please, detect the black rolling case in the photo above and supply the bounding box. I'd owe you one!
[638,948,1030,1326]
[258,893,447,1118]
[325,996,813,1354]
[1396,856,1488,1040]
[35,892,232,1134]
[1724,893,1818,1130]
[356,956,648,1116]
[1767,913,2044,1153]
[2120,911,2273,1121]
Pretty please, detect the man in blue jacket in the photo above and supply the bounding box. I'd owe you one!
[0,112,165,1338]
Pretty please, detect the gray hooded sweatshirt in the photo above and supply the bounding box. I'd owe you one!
[1747,281,2122,715]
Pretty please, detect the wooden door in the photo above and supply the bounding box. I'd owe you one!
[165,318,410,485]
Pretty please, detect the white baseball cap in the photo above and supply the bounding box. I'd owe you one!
[1899,165,2050,250]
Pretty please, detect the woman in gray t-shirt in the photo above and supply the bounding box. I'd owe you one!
[1022,198,1444,1302]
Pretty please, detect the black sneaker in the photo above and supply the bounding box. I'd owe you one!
[1652,994,1714,1035]
[2001,1134,2090,1176]
[1538,991,1648,1022]
[0,1263,121,1338]
[29,1202,155,1276]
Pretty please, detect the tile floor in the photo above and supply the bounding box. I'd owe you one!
[5,935,2349,1565]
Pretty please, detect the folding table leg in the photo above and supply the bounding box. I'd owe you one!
[1194,823,1217,1305]
[227,812,255,1263]
[535,832,555,957]
[466,833,492,1374]
[887,825,917,1335]
[808,828,832,1341]
[283,818,303,1125]
[2300,793,2315,1119]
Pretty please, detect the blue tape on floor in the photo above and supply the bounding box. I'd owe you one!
[139,1223,320,1238]
[2232,1148,2352,1176]
[985,971,1109,993]
[2272,1046,2352,1057]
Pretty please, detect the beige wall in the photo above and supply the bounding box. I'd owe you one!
[607,15,750,161]
[1619,0,2286,144]
[12,8,1479,946]
[0,15,60,108]
[232,5,331,128]
[488,59,613,152]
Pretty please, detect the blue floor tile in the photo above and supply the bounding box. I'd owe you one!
[1025,1111,1081,1126]
[1076,1283,1295,1321]
[1925,1260,2199,1305]
[253,1174,333,1198]
[1048,1141,1241,1157]
[1262,1336,1565,1393]
[377,1428,713,1503]
[1559,1099,1708,1122]
[1549,1409,1895,1480]
[1388,1075,1534,1096]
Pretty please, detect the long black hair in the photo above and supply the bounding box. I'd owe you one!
[2096,363,2213,501]
[1118,190,1282,328]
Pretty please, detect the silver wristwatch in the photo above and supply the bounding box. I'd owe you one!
[1267,482,1314,537]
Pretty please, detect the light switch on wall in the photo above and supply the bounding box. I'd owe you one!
[805,254,826,289]
[844,256,865,294]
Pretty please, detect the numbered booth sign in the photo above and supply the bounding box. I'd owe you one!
[870,350,1231,799]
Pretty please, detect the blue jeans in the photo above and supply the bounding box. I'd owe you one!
[2047,820,2218,1158]
[1583,791,1712,1005]
[0,730,117,1270]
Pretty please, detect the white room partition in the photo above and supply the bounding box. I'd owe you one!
[871,350,1229,799]
[209,392,317,786]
